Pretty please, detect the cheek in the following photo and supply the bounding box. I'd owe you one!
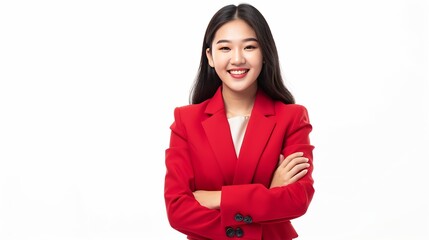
[251,56,264,70]
[214,69,224,79]
[248,53,263,63]
[212,54,229,67]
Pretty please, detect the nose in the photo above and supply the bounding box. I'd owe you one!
[230,49,245,65]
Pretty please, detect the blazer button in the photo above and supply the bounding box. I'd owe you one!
[235,227,244,238]
[243,216,253,224]
[234,213,244,222]
[225,227,235,238]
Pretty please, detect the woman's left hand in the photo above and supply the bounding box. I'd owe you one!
[269,152,310,188]
[193,190,221,209]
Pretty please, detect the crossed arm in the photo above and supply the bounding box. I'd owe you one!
[193,152,310,209]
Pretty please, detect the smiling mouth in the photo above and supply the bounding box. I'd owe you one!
[228,70,249,74]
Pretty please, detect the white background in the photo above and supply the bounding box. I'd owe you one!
[1,0,428,239]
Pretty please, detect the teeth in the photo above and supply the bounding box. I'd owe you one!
[230,70,246,74]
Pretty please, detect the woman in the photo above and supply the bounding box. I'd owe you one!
[164,3,314,239]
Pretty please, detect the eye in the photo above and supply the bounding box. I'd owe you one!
[219,46,230,52]
[244,45,257,50]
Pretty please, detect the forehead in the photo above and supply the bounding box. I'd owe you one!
[213,19,257,42]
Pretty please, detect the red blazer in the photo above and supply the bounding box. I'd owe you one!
[165,87,314,240]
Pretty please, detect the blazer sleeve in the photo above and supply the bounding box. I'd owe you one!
[220,105,315,226]
[164,107,227,239]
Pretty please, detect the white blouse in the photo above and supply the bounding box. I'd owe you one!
[227,115,250,157]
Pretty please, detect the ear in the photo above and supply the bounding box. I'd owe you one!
[206,48,214,67]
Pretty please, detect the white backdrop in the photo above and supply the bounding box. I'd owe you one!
[1,0,428,239]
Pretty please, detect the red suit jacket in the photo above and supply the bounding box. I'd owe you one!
[165,87,314,240]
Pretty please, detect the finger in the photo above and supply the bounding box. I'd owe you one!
[286,162,310,177]
[279,152,303,168]
[284,152,304,161]
[277,154,285,165]
[288,169,308,184]
[283,157,309,170]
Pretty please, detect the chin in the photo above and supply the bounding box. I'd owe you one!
[224,84,257,94]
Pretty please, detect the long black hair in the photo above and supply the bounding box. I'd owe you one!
[190,3,295,105]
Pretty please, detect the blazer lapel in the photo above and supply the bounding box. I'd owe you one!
[202,88,237,184]
[233,90,276,185]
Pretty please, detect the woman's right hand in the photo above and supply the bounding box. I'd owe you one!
[269,152,310,189]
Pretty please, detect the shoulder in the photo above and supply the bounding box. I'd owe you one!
[172,99,210,121]
[273,102,312,126]
[274,102,309,116]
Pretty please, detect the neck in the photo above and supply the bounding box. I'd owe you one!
[222,85,257,118]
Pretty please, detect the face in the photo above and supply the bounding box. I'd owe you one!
[206,19,263,96]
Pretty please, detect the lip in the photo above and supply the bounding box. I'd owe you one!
[228,68,249,78]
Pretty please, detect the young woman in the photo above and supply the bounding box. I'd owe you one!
[164,3,314,240]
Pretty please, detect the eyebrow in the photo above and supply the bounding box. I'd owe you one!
[215,37,258,44]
